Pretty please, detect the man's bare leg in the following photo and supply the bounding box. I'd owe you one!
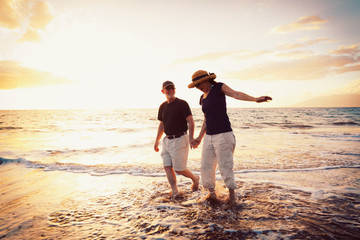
[175,169,199,191]
[164,166,179,197]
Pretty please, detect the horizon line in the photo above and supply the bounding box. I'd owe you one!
[1,106,359,111]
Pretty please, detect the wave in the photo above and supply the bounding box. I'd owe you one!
[234,165,360,174]
[310,133,360,141]
[281,124,314,129]
[331,152,360,156]
[260,122,315,129]
[332,121,359,126]
[46,147,114,156]
[0,157,27,164]
[0,126,23,131]
[0,157,163,177]
[264,121,359,129]
[44,142,153,156]
[1,157,359,177]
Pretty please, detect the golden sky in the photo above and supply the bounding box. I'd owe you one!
[0,0,359,109]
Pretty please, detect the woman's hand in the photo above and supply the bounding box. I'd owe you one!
[191,137,202,149]
[256,96,272,103]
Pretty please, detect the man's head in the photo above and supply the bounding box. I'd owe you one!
[162,81,175,90]
[161,81,176,101]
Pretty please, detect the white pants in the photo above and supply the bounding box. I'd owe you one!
[161,134,189,171]
[201,131,237,190]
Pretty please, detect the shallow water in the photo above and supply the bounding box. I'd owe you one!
[1,108,360,239]
[1,165,359,239]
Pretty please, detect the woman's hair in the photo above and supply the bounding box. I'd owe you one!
[209,79,217,85]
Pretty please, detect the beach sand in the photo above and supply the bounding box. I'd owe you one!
[1,164,360,239]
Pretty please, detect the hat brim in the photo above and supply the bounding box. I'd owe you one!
[162,81,175,89]
[188,74,216,88]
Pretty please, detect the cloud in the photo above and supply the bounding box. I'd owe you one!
[0,0,53,42]
[224,54,359,81]
[330,44,360,55]
[0,0,21,29]
[292,94,360,107]
[293,79,360,107]
[171,36,359,81]
[0,61,69,89]
[335,79,360,94]
[334,63,360,74]
[29,0,53,29]
[172,50,271,65]
[328,44,360,74]
[275,50,313,59]
[234,51,272,60]
[277,37,332,50]
[172,51,238,65]
[18,28,41,42]
[271,15,327,34]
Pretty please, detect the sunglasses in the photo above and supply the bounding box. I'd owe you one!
[165,85,175,90]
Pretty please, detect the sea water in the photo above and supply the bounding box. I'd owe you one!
[1,108,360,239]
[1,108,359,174]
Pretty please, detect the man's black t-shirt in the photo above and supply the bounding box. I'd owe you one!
[158,98,192,135]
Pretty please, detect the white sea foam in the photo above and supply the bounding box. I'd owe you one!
[2,155,359,179]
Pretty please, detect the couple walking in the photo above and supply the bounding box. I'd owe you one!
[154,70,272,205]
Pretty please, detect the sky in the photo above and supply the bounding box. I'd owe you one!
[0,0,359,109]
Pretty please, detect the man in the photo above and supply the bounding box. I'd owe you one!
[154,81,199,198]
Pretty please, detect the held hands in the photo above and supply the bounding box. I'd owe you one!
[155,138,200,151]
[189,137,195,149]
[190,137,202,149]
[256,96,272,103]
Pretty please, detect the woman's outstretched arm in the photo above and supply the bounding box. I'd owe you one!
[221,83,272,103]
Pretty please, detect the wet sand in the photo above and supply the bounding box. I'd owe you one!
[1,165,360,239]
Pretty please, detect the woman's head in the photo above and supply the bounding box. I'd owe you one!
[188,70,217,89]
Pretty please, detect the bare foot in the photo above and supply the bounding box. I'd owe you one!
[227,197,236,206]
[191,176,200,191]
[171,191,183,200]
[205,191,223,206]
[208,191,218,200]
[170,190,179,198]
[228,189,237,206]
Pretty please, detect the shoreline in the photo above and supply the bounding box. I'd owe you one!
[1,155,359,177]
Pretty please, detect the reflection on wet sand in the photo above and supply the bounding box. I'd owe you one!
[5,178,357,239]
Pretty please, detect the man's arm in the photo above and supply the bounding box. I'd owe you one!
[186,115,195,145]
[222,83,272,103]
[154,121,164,152]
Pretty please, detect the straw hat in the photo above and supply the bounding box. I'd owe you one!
[188,70,216,88]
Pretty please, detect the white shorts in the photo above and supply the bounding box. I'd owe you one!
[161,134,189,171]
[201,131,237,190]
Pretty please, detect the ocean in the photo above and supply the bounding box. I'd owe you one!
[1,107,360,239]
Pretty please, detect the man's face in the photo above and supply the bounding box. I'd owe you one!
[162,85,175,99]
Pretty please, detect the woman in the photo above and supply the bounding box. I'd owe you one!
[189,70,271,205]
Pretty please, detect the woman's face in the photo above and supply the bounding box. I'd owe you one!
[196,81,210,93]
